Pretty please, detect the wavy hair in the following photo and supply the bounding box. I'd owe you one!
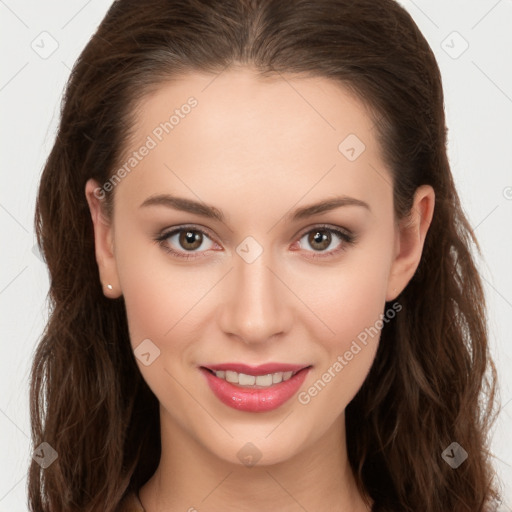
[29,0,500,510]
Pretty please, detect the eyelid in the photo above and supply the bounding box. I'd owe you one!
[294,223,353,240]
[158,223,218,242]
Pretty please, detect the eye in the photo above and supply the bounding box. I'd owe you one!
[155,224,356,261]
[295,225,356,259]
[155,226,218,260]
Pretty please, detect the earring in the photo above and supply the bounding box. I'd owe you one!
[106,283,113,290]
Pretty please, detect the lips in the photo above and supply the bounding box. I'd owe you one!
[199,362,311,412]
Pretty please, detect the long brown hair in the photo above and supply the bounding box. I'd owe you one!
[29,0,500,510]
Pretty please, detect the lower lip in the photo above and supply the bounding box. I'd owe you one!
[200,367,310,412]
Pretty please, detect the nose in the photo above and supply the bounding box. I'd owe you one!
[217,248,294,346]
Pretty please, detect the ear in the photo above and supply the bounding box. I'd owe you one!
[386,184,435,302]
[85,179,122,298]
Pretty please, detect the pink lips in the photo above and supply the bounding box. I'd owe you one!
[199,362,311,412]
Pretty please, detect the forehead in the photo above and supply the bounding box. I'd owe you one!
[131,67,379,154]
[115,68,390,216]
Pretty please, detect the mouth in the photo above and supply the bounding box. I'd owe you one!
[199,363,312,412]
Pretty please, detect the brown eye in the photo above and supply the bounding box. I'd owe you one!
[156,226,217,259]
[179,229,203,250]
[296,225,356,259]
[307,229,332,251]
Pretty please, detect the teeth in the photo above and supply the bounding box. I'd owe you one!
[214,369,297,388]
[225,370,238,383]
[255,374,273,386]
[239,373,256,386]
[272,373,283,384]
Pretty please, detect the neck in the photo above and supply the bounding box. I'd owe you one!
[139,407,371,512]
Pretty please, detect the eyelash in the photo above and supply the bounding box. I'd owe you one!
[154,224,356,261]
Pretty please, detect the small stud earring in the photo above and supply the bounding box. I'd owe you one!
[107,284,113,290]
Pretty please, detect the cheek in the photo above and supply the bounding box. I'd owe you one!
[116,249,211,419]
[297,250,393,352]
[295,273,386,420]
[113,220,209,346]
[119,263,210,361]
[293,242,393,410]
[334,270,389,345]
[311,273,385,382]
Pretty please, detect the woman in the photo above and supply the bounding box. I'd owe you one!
[29,0,500,510]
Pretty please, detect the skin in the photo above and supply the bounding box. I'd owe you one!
[85,68,434,511]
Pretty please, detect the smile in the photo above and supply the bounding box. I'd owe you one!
[199,362,311,412]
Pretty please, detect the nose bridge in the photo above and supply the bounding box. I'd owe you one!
[218,241,292,344]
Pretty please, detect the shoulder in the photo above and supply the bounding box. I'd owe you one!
[116,490,145,512]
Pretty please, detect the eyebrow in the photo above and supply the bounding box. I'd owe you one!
[139,194,371,222]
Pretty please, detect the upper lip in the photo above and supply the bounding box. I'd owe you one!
[201,363,311,376]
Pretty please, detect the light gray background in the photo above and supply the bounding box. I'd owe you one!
[1,0,511,510]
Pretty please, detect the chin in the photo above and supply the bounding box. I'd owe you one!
[203,428,312,469]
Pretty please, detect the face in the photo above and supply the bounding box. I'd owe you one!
[86,68,433,467]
